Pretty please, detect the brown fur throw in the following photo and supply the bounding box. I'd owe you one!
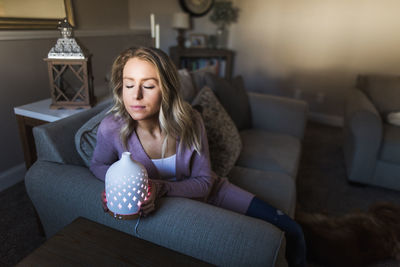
[297,202,400,267]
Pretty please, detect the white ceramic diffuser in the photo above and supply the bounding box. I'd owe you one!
[105,152,149,218]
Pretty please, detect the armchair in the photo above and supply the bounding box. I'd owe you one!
[343,74,400,190]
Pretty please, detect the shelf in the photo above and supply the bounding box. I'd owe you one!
[169,46,234,80]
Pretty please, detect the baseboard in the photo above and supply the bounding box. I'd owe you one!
[0,163,26,193]
[308,112,344,127]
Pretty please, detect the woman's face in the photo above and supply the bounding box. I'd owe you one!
[122,57,162,122]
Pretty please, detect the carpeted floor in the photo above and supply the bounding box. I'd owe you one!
[1,121,400,266]
[297,122,400,215]
[0,178,45,266]
[296,122,400,267]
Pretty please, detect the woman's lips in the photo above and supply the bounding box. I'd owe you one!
[131,105,145,110]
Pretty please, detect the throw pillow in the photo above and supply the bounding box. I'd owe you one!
[387,111,400,126]
[75,106,111,167]
[192,86,242,177]
[203,73,251,130]
[357,74,400,115]
[178,69,198,102]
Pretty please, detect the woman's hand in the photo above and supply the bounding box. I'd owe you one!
[101,190,108,212]
[140,180,164,216]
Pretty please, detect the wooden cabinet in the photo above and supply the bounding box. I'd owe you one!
[169,46,234,80]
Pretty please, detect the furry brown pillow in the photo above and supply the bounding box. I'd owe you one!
[192,86,242,177]
[297,202,400,267]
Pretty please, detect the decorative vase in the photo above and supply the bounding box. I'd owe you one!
[216,24,228,49]
[105,152,149,218]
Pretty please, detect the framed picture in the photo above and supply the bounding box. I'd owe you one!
[190,34,207,48]
[0,0,74,29]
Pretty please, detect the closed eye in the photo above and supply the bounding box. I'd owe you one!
[126,85,134,89]
[143,86,155,89]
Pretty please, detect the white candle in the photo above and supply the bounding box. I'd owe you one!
[150,13,155,38]
[155,24,160,49]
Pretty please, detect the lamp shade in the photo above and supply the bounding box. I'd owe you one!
[172,12,190,29]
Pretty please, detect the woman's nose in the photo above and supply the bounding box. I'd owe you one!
[133,87,143,100]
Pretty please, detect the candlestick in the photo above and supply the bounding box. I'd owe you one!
[155,24,160,49]
[150,13,155,38]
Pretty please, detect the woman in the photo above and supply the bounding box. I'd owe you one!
[90,47,306,267]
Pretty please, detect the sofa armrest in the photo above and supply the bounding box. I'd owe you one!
[141,198,282,266]
[33,99,112,166]
[26,160,283,266]
[343,88,382,182]
[248,92,308,139]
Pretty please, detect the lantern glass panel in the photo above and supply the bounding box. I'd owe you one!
[52,64,84,101]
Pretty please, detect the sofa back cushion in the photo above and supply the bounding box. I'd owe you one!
[75,106,110,167]
[190,66,218,92]
[192,86,242,177]
[357,74,400,115]
[380,124,400,164]
[178,67,218,103]
[178,69,198,103]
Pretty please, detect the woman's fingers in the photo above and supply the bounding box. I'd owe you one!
[142,203,155,212]
[140,201,155,216]
[101,190,108,212]
[139,183,157,215]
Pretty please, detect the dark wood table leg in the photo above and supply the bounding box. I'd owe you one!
[15,115,47,169]
[16,114,48,237]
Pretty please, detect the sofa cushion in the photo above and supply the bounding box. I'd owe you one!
[357,75,400,115]
[379,124,400,164]
[192,86,242,177]
[178,69,198,103]
[203,73,251,130]
[237,129,301,179]
[228,166,296,216]
[75,106,110,167]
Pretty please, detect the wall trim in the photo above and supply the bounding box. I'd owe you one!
[0,163,26,193]
[0,29,150,41]
[308,112,344,127]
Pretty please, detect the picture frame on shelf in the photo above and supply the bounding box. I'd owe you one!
[190,34,207,48]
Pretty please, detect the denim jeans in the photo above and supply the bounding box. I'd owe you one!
[246,197,307,267]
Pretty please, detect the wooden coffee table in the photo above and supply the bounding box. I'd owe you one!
[17,217,213,266]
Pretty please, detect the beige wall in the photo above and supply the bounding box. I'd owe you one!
[128,0,216,52]
[74,0,129,30]
[230,0,400,116]
[0,0,149,176]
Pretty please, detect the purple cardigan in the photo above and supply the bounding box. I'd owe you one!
[90,112,215,199]
[90,112,253,213]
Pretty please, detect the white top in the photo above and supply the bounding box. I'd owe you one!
[13,98,86,122]
[151,154,177,181]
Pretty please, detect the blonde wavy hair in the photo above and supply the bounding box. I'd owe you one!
[109,46,202,155]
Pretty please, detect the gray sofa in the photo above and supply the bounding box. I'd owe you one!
[344,74,400,190]
[25,71,307,266]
